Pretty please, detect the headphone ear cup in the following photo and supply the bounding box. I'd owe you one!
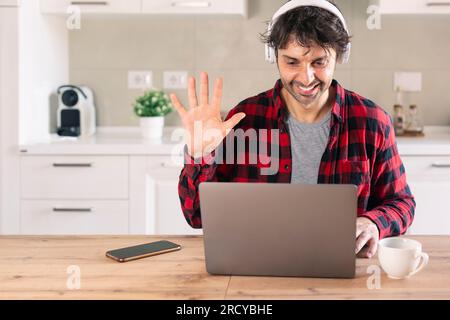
[270,47,276,64]
[265,44,276,64]
[264,22,276,64]
[339,42,351,64]
[264,43,270,62]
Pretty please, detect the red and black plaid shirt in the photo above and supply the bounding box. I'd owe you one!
[178,79,415,239]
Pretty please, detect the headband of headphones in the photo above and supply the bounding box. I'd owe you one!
[265,0,351,64]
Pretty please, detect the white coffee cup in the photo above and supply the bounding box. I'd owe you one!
[378,237,429,279]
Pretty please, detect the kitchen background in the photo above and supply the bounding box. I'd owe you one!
[66,0,450,128]
[2,0,450,236]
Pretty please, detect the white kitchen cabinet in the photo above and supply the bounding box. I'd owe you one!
[379,0,450,14]
[21,155,128,199]
[21,200,129,235]
[20,155,130,235]
[40,0,141,14]
[142,0,248,17]
[18,153,199,235]
[402,156,450,235]
[40,0,248,16]
[0,1,20,234]
[146,155,202,235]
[0,0,19,6]
[1,0,69,234]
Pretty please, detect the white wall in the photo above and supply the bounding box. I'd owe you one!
[0,0,68,234]
[19,0,69,144]
[0,5,20,233]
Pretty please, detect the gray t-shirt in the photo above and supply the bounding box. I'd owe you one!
[285,112,331,184]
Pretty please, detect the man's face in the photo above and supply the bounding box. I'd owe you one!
[277,39,337,109]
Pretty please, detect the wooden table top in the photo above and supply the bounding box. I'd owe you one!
[0,235,449,300]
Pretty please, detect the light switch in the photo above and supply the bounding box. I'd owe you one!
[163,71,188,90]
[128,71,153,89]
[394,72,422,92]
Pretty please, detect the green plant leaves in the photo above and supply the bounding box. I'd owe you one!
[133,90,174,117]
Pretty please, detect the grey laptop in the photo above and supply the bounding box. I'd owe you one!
[199,183,357,279]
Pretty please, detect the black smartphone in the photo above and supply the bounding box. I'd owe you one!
[105,240,181,263]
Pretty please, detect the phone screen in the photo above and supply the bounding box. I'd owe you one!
[106,240,181,262]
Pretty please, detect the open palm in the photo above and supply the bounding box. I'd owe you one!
[170,72,246,158]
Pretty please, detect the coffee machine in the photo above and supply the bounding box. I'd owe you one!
[56,85,96,137]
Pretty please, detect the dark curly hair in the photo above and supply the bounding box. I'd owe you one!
[260,1,351,61]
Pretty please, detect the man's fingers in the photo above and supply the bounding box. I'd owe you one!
[357,245,371,258]
[170,94,187,117]
[200,72,209,106]
[367,237,378,258]
[223,113,246,131]
[355,231,372,255]
[355,218,380,258]
[188,77,198,109]
[357,238,378,259]
[356,224,364,239]
[211,78,223,111]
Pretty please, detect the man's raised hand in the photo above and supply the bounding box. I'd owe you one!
[170,72,246,159]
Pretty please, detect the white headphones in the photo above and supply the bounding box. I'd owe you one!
[265,0,351,64]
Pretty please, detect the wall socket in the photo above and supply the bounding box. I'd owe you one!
[164,71,188,90]
[128,71,153,89]
[394,72,422,92]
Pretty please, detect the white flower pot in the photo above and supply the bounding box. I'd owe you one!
[140,116,165,140]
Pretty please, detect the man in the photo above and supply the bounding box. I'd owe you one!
[170,0,415,259]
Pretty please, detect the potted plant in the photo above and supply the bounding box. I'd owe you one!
[133,89,173,140]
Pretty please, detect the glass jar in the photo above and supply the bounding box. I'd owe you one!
[406,104,424,133]
[393,104,405,135]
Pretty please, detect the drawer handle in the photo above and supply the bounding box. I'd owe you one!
[426,2,450,6]
[171,1,211,8]
[431,163,450,168]
[70,1,109,5]
[53,207,93,212]
[52,163,93,167]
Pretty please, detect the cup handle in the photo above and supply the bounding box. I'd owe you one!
[408,252,429,277]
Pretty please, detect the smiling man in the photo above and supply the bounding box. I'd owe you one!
[171,0,415,259]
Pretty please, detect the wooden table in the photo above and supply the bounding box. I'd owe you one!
[0,235,449,300]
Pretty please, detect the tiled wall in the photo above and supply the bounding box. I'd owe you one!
[69,0,450,127]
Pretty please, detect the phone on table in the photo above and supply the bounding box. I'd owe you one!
[106,240,181,263]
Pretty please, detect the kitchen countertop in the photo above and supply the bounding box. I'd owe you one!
[397,126,450,156]
[0,235,449,300]
[19,127,186,156]
[18,126,450,156]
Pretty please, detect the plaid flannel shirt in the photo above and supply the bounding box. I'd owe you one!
[178,79,415,239]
